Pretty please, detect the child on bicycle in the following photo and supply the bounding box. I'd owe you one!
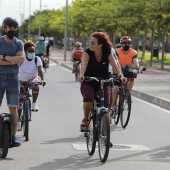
[18,41,46,130]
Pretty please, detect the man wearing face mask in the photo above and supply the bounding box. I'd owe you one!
[110,36,139,114]
[18,41,46,126]
[0,17,25,146]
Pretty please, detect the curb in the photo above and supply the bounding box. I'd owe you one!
[131,90,170,110]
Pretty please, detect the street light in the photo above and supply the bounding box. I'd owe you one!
[38,0,47,37]
[28,0,31,39]
[64,0,68,61]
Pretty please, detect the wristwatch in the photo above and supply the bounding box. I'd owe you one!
[2,55,6,61]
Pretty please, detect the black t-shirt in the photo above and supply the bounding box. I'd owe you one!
[84,48,110,79]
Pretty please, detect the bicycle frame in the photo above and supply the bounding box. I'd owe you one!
[84,77,113,162]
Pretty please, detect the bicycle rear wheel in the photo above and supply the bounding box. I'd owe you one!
[98,113,110,162]
[23,100,30,141]
[120,90,131,128]
[86,112,96,155]
[0,124,10,158]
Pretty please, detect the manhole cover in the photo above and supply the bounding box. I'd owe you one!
[112,145,131,149]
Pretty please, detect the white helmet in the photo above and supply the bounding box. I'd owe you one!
[75,42,81,46]
[38,36,44,41]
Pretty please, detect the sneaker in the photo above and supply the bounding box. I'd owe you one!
[12,136,21,147]
[110,107,116,118]
[32,103,39,111]
[17,121,22,131]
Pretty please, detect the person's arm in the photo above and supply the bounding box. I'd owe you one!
[0,51,25,65]
[38,66,46,86]
[133,57,140,69]
[78,52,89,83]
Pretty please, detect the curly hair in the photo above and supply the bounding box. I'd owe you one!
[24,40,35,51]
[92,32,112,50]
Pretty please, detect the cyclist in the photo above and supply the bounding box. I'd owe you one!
[110,36,140,112]
[0,17,25,146]
[72,42,84,73]
[78,32,126,133]
[35,36,46,61]
[18,41,46,122]
[45,40,51,67]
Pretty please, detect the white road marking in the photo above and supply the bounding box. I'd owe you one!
[132,96,170,113]
[72,143,150,151]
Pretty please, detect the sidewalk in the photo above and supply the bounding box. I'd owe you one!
[50,47,170,110]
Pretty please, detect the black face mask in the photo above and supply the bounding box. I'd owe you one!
[6,30,16,40]
[123,45,130,51]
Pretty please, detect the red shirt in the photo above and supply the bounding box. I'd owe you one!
[72,47,84,60]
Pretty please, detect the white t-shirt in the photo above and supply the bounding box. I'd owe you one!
[19,56,42,81]
[109,48,116,72]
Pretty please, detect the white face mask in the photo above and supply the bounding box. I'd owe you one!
[27,53,35,59]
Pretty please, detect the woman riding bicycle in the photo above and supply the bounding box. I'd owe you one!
[18,41,46,129]
[78,32,126,134]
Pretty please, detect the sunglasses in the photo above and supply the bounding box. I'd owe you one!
[89,40,96,45]
[123,42,130,45]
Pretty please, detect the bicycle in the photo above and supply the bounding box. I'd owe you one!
[42,55,48,74]
[111,67,146,128]
[0,113,13,158]
[20,81,41,141]
[75,60,81,82]
[84,76,113,162]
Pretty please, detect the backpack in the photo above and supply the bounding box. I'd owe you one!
[20,56,38,66]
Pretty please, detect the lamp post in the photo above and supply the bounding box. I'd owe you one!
[64,0,68,61]
[28,0,31,39]
[38,0,42,37]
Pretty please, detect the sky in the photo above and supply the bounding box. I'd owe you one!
[0,0,72,25]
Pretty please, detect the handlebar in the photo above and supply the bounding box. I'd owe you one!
[84,76,113,84]
[20,81,42,87]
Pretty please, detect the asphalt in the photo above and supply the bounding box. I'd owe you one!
[50,47,170,110]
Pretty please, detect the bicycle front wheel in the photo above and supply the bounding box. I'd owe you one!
[98,113,110,162]
[0,124,10,158]
[113,94,121,125]
[23,100,30,141]
[120,90,131,128]
[86,113,96,155]
[75,64,79,82]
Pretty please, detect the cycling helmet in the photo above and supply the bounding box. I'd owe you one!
[2,17,19,28]
[120,36,131,44]
[75,42,81,46]
[38,36,44,41]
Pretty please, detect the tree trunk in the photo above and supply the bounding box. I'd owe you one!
[161,29,166,70]
[141,30,147,65]
[150,27,154,67]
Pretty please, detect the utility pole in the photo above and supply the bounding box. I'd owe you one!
[38,0,42,36]
[64,0,68,61]
[28,0,31,39]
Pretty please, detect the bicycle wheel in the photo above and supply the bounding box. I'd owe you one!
[75,64,79,82]
[113,94,121,125]
[43,60,47,74]
[86,112,96,155]
[98,112,110,162]
[23,100,30,141]
[0,124,10,158]
[120,90,131,128]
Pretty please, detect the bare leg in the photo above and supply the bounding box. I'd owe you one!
[83,102,93,120]
[111,86,119,107]
[9,107,18,135]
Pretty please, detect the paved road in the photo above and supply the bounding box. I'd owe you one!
[50,47,170,110]
[1,60,170,170]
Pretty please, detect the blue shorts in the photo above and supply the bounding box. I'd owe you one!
[0,73,20,107]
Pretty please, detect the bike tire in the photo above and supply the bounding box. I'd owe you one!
[23,100,30,141]
[113,94,121,125]
[98,113,110,162]
[120,90,131,128]
[0,124,10,158]
[86,112,96,155]
[75,64,79,82]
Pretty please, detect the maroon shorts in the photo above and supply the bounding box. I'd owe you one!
[80,82,111,109]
